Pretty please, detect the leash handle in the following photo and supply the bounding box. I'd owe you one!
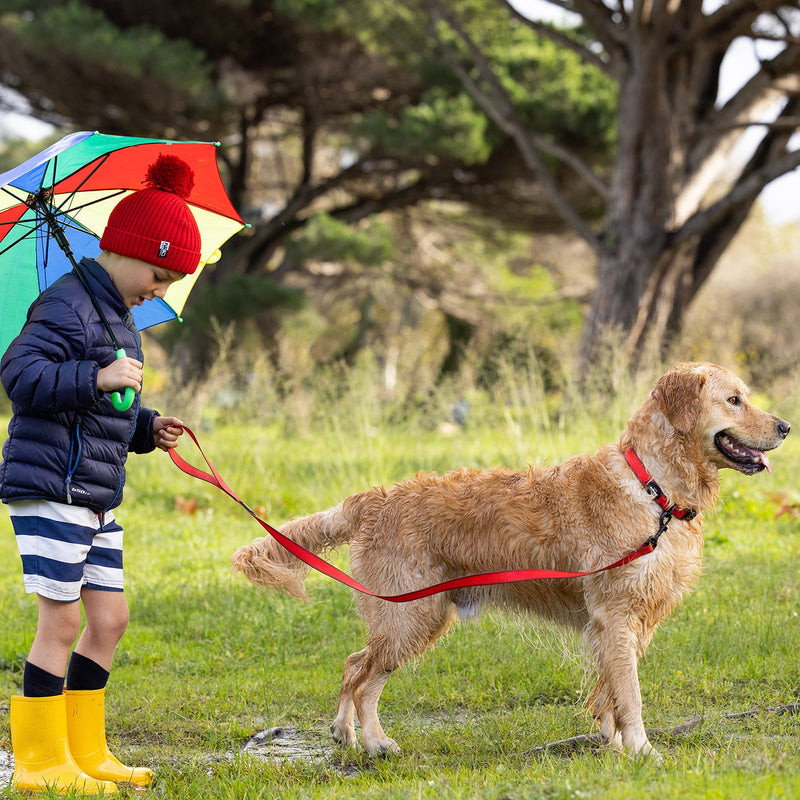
[110,349,135,412]
[169,427,655,603]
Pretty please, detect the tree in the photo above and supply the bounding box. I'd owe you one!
[423,0,800,372]
[0,0,614,375]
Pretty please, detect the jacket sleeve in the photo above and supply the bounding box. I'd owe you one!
[0,295,101,413]
[130,405,159,454]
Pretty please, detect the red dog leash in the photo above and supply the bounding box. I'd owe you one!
[169,427,662,603]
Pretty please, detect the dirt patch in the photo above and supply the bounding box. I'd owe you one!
[242,724,333,766]
[0,726,356,788]
[241,722,368,776]
[0,750,12,786]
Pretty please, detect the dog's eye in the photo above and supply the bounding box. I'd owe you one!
[727,396,741,406]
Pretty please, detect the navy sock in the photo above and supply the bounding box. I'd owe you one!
[66,652,110,691]
[23,660,65,697]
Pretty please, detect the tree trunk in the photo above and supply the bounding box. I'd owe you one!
[577,25,675,371]
[572,0,800,376]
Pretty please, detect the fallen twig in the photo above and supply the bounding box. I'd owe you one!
[529,703,800,755]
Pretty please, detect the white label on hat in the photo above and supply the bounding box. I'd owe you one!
[159,241,170,258]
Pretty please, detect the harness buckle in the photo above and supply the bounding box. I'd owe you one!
[644,479,663,501]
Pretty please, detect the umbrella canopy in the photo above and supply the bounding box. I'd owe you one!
[0,130,245,354]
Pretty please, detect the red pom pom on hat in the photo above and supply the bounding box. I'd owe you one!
[145,154,195,199]
[99,154,201,274]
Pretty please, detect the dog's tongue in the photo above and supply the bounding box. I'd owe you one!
[758,450,772,473]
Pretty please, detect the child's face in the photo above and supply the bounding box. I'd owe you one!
[106,255,187,309]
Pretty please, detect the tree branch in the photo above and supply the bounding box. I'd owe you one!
[528,703,800,756]
[568,0,628,56]
[689,0,794,49]
[498,0,610,72]
[425,0,603,251]
[673,148,800,247]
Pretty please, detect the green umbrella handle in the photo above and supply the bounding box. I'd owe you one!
[111,348,135,411]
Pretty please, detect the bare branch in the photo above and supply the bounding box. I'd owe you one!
[697,116,800,134]
[569,0,628,54]
[425,0,604,250]
[695,0,795,45]
[718,45,800,119]
[673,148,800,246]
[688,42,800,174]
[529,703,800,756]
[498,0,610,72]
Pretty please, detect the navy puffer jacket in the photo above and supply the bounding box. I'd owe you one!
[0,257,158,513]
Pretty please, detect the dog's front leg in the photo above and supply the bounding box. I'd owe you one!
[584,614,656,758]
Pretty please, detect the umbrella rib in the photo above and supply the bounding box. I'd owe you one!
[55,190,126,221]
[0,150,134,259]
[50,150,123,218]
[0,215,51,258]
[0,184,31,204]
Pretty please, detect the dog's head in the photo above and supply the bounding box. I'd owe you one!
[650,362,790,474]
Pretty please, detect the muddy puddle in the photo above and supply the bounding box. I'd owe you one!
[0,723,356,789]
[0,750,11,786]
[242,723,336,766]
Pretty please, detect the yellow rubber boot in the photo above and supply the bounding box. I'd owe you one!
[10,694,118,795]
[65,688,154,787]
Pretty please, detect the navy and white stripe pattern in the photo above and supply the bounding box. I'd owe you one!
[9,500,124,601]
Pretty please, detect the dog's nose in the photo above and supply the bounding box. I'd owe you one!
[777,419,791,439]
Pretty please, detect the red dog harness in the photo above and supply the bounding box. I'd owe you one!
[623,448,697,520]
[623,448,697,548]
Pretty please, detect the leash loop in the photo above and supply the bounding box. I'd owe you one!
[170,427,660,603]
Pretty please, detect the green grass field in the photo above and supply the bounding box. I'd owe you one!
[1,379,799,799]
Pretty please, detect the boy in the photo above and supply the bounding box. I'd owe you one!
[1,155,199,794]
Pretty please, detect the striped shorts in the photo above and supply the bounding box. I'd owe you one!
[9,500,124,602]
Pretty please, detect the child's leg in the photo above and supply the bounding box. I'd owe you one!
[25,595,82,695]
[72,588,130,673]
[64,589,153,786]
[10,499,116,693]
[11,595,118,794]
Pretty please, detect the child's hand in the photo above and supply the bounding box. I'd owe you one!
[98,356,143,394]
[154,416,184,451]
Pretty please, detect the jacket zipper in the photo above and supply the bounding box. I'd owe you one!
[65,421,82,504]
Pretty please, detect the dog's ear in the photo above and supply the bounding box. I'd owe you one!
[651,367,707,435]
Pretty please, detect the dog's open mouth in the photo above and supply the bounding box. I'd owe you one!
[714,431,771,474]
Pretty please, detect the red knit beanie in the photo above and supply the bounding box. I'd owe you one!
[99,154,201,274]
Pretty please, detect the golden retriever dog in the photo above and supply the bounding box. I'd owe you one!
[232,363,790,758]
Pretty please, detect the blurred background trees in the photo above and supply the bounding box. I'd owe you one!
[1,0,799,403]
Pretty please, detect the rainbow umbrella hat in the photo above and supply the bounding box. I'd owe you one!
[0,130,245,354]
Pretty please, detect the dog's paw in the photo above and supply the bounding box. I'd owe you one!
[364,736,401,757]
[641,744,664,765]
[330,721,357,748]
[600,729,623,751]
[623,738,663,764]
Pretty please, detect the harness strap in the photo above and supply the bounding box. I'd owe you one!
[169,427,658,603]
[624,448,697,521]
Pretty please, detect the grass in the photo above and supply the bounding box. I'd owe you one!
[0,373,799,799]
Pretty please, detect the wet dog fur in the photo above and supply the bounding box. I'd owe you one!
[232,363,790,758]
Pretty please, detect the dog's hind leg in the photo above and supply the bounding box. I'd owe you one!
[343,597,457,755]
[350,649,399,755]
[331,643,399,755]
[331,648,367,748]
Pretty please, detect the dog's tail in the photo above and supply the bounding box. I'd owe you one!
[231,487,385,601]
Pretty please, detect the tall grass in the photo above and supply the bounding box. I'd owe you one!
[1,353,799,799]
